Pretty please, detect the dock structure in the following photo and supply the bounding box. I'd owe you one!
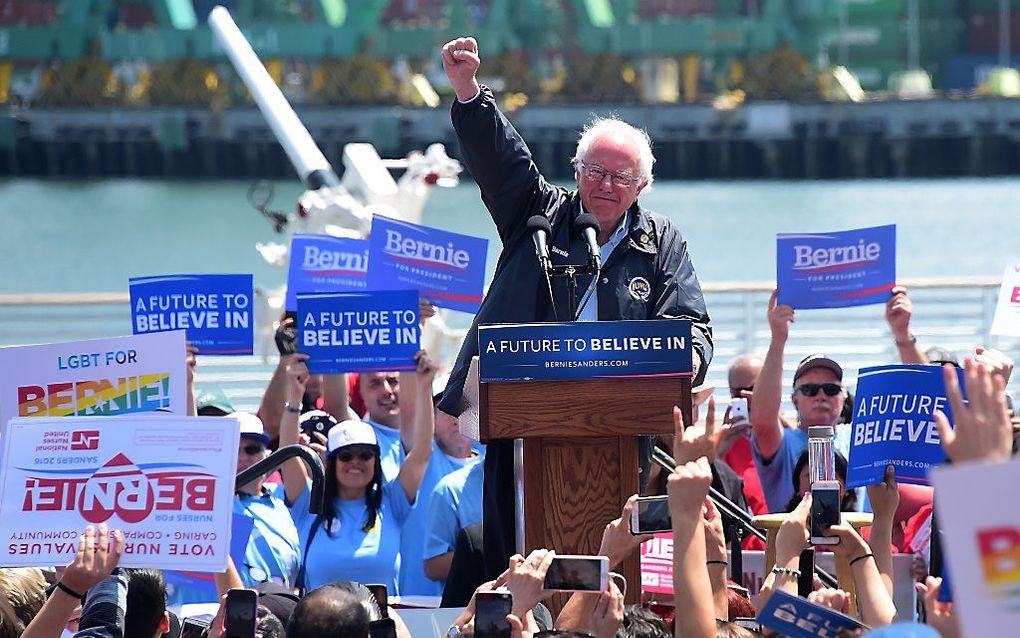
[4,97,1020,180]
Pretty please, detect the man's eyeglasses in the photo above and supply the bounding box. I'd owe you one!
[240,444,266,455]
[579,161,642,187]
[796,383,843,397]
[335,449,375,463]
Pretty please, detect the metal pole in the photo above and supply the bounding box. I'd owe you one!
[1001,0,1011,68]
[514,438,526,556]
[839,0,849,68]
[907,0,920,71]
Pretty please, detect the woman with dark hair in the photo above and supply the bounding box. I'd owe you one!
[783,449,857,513]
[279,352,437,592]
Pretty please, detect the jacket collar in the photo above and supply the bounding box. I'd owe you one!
[626,202,657,255]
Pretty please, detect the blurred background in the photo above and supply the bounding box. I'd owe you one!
[4,1,1020,179]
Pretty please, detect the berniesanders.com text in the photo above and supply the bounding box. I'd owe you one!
[545,359,630,368]
[873,458,929,470]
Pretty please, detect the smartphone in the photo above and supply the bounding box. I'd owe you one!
[729,397,749,425]
[474,591,513,638]
[368,618,397,638]
[543,555,610,592]
[810,481,841,546]
[733,618,761,632]
[631,496,671,534]
[223,589,258,638]
[275,321,298,356]
[180,618,210,638]
[366,584,388,618]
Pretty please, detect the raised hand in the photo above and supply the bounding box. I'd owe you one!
[667,457,713,514]
[767,289,795,343]
[506,549,556,618]
[885,286,913,341]
[936,358,1012,463]
[808,588,851,614]
[672,398,720,465]
[284,354,310,406]
[597,495,650,569]
[441,37,481,102]
[59,524,124,597]
[775,494,810,565]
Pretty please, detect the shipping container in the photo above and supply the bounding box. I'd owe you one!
[967,12,1020,54]
[943,53,1020,89]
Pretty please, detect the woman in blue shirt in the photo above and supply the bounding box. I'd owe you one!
[278,352,436,593]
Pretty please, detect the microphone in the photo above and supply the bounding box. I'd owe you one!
[527,215,553,271]
[574,213,601,269]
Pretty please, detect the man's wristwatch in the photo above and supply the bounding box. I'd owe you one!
[895,334,917,346]
[283,402,302,414]
[446,625,463,637]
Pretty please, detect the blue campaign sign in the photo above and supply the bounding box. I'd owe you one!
[777,224,896,309]
[130,274,254,355]
[367,215,488,313]
[285,234,369,311]
[297,290,420,374]
[757,590,866,638]
[847,364,965,489]
[478,320,692,383]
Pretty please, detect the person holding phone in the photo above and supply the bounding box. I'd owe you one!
[279,351,437,593]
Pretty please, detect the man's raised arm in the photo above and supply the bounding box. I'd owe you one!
[443,36,559,244]
[750,290,791,461]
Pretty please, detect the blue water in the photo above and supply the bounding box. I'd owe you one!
[0,177,1015,295]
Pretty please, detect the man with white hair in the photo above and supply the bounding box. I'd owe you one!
[437,36,713,578]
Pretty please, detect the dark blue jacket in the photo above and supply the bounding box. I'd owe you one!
[436,87,714,578]
[437,86,713,417]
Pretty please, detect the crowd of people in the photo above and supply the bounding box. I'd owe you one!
[2,35,1019,638]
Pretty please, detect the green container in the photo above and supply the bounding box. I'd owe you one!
[840,0,959,20]
[2,27,56,60]
[847,60,904,89]
[967,0,1020,12]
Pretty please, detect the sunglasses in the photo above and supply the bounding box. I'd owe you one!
[335,449,375,463]
[796,383,843,397]
[240,444,266,455]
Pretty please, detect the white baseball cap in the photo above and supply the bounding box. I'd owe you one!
[230,411,270,446]
[327,420,378,455]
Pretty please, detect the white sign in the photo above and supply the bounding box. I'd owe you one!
[0,416,239,571]
[933,459,1020,636]
[990,258,1020,337]
[0,331,188,431]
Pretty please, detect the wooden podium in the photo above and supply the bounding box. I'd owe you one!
[478,374,692,605]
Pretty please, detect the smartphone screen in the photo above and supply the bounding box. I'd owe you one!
[633,496,671,534]
[474,592,513,638]
[543,556,607,591]
[368,618,397,638]
[180,618,210,638]
[224,589,257,638]
[366,584,388,618]
[810,484,841,545]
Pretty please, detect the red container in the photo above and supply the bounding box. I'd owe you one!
[968,11,1020,55]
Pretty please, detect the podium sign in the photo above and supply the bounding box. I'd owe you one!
[478,320,693,382]
[478,320,693,611]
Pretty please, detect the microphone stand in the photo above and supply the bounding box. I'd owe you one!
[547,261,599,321]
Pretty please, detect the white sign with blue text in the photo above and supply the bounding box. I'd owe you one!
[478,320,692,382]
[296,290,420,374]
[285,234,369,311]
[367,215,488,313]
[130,274,253,355]
[847,364,964,489]
[777,224,896,309]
